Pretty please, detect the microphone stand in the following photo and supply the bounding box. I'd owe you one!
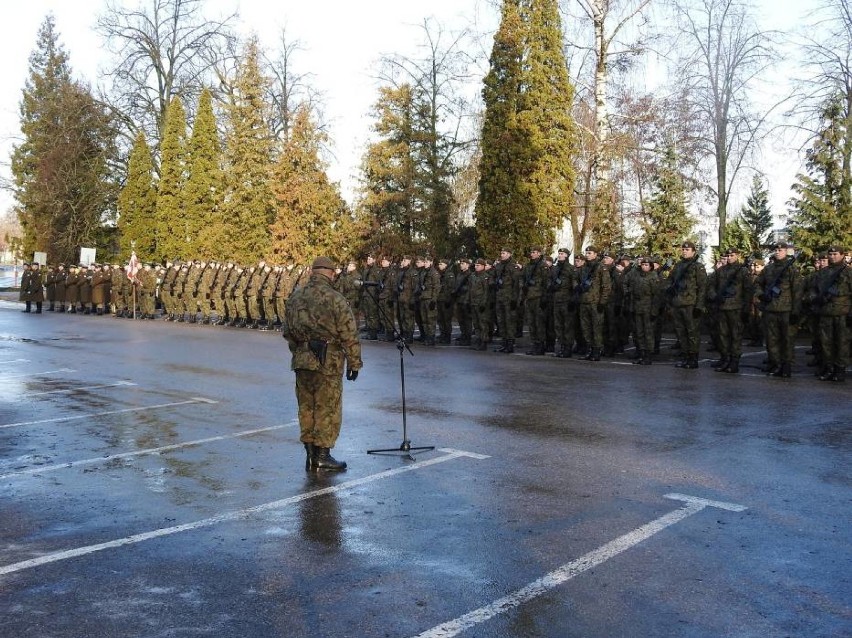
[360,280,435,461]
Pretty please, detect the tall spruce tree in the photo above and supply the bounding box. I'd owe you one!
[183,88,223,257]
[11,16,117,263]
[269,108,353,263]
[787,96,852,259]
[640,143,695,258]
[221,38,275,263]
[475,0,576,256]
[738,174,773,252]
[117,131,157,260]
[155,96,188,260]
[359,84,420,250]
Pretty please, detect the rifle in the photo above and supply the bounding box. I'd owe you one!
[713,257,753,305]
[665,256,699,299]
[758,257,795,309]
[572,261,597,303]
[813,261,848,308]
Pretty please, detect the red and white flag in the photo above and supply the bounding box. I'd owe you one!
[127,251,141,282]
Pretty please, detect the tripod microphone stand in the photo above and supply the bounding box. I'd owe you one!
[360,280,435,461]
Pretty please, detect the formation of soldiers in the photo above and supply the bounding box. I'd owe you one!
[16,241,851,383]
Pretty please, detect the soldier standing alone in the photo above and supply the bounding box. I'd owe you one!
[283,256,363,472]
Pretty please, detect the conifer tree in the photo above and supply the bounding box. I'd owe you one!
[183,88,223,257]
[788,96,852,258]
[220,38,275,263]
[117,131,157,260]
[475,0,576,256]
[359,84,420,249]
[737,174,773,253]
[640,143,695,258]
[11,16,117,263]
[269,108,353,263]
[155,96,188,260]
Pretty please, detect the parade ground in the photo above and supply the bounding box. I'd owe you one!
[0,299,849,637]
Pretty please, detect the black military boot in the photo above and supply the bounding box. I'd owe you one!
[640,352,653,365]
[48,303,55,311]
[494,339,508,352]
[773,362,792,378]
[591,347,602,361]
[526,342,541,355]
[313,447,347,472]
[714,356,731,372]
[505,339,515,353]
[830,366,846,383]
[22,302,31,313]
[817,365,833,381]
[633,350,646,364]
[762,361,779,375]
[303,442,316,471]
[725,356,740,374]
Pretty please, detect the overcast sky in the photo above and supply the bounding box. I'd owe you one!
[0,0,820,230]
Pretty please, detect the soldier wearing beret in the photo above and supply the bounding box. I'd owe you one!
[492,248,520,353]
[577,246,612,361]
[436,259,456,344]
[522,246,549,355]
[666,241,707,369]
[754,242,802,377]
[469,258,493,350]
[814,246,850,382]
[453,259,474,346]
[283,256,363,472]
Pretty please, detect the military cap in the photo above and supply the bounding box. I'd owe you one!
[640,256,653,264]
[439,258,451,265]
[574,253,586,261]
[826,245,845,253]
[681,240,697,250]
[724,247,739,255]
[400,254,412,261]
[475,258,487,266]
[584,245,599,254]
[557,247,570,254]
[311,256,336,271]
[415,255,426,262]
[772,241,790,249]
[652,255,662,264]
[458,258,471,265]
[499,247,512,254]
[530,246,542,253]
[817,251,829,259]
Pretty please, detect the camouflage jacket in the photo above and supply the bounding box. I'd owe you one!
[284,273,363,376]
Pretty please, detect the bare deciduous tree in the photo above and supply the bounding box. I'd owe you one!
[670,0,778,246]
[97,0,238,151]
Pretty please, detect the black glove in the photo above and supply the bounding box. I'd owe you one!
[387,300,394,308]
[429,301,436,311]
[444,301,452,309]
[539,297,548,309]
[408,302,416,311]
[346,368,359,381]
[509,300,517,311]
[789,313,800,325]
[478,305,485,313]
[597,304,606,313]
[693,307,704,318]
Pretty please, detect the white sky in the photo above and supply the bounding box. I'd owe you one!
[0,0,820,229]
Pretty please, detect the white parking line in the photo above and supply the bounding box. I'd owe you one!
[0,421,298,479]
[0,397,218,430]
[412,493,747,638]
[28,381,137,397]
[0,448,490,576]
[0,368,76,379]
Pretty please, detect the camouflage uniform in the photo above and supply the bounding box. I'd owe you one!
[436,260,456,344]
[754,245,802,377]
[417,259,441,345]
[549,250,578,357]
[577,249,612,360]
[665,244,707,368]
[627,260,660,364]
[521,249,549,355]
[395,258,418,342]
[492,251,520,352]
[283,262,363,471]
[813,248,850,381]
[469,260,492,350]
[452,261,473,345]
[710,251,753,372]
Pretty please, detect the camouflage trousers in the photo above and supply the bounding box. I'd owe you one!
[362,289,381,332]
[818,314,848,369]
[764,311,796,365]
[494,297,516,339]
[455,301,472,339]
[525,297,547,345]
[671,305,700,356]
[633,311,655,353]
[553,300,576,349]
[419,300,437,338]
[437,299,454,338]
[718,309,744,358]
[472,303,492,343]
[580,303,604,349]
[295,370,344,449]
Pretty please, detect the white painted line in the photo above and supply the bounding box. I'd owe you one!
[27,381,137,397]
[0,359,30,364]
[412,493,746,638]
[0,421,298,479]
[0,397,219,430]
[0,448,489,576]
[0,368,76,380]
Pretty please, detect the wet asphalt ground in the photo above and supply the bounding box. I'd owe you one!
[0,300,849,638]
